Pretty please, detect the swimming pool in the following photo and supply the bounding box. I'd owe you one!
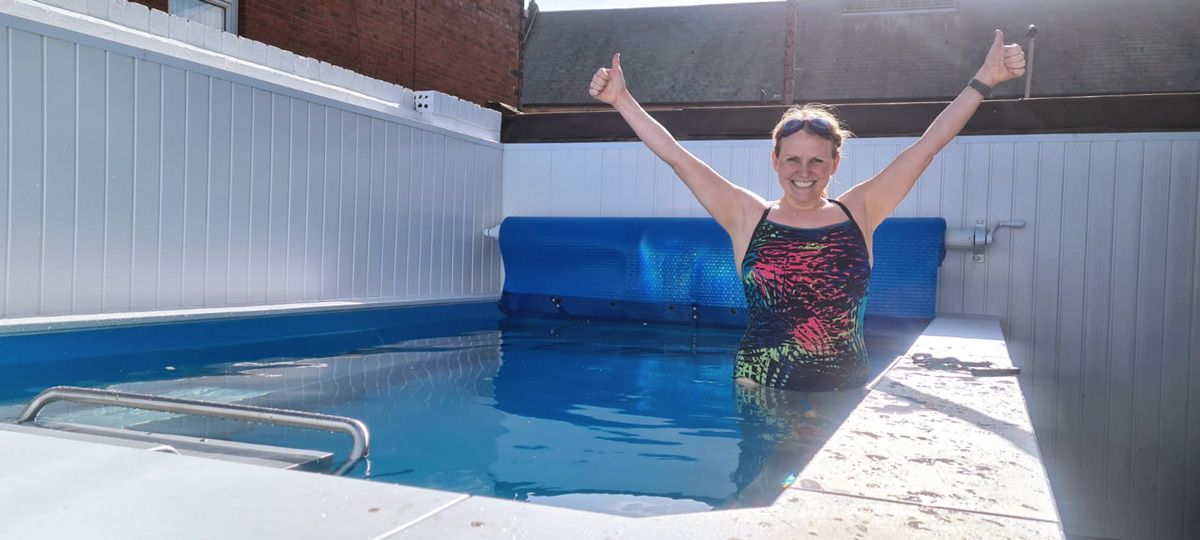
[0,302,928,517]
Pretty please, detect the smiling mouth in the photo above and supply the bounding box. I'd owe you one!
[791,179,816,188]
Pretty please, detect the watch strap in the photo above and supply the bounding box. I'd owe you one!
[968,77,994,98]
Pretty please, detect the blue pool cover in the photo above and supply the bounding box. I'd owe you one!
[499,216,946,325]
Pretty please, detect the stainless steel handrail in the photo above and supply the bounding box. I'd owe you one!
[17,386,370,476]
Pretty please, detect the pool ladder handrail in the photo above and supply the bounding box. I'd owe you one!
[17,386,370,476]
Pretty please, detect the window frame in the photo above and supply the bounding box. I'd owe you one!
[170,0,239,34]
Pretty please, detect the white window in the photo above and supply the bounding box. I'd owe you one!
[170,0,238,33]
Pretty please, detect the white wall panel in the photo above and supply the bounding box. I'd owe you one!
[157,64,186,308]
[9,29,42,317]
[266,93,290,303]
[43,36,76,314]
[0,28,9,317]
[75,43,108,312]
[1131,140,1172,540]
[206,78,233,306]
[284,98,307,301]
[936,144,967,313]
[181,71,209,308]
[227,82,253,305]
[131,59,162,311]
[1158,140,1197,540]
[1103,139,1146,537]
[304,102,327,300]
[502,132,1200,540]
[104,53,135,312]
[0,18,502,319]
[1079,140,1117,531]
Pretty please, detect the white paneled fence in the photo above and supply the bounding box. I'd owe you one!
[503,133,1200,540]
[0,19,502,318]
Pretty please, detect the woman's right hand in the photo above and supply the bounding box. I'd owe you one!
[589,53,628,106]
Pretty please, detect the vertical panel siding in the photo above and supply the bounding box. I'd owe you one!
[380,123,398,298]
[1031,141,1065,477]
[131,60,162,311]
[0,28,8,317]
[1158,140,1197,540]
[432,133,449,296]
[1189,155,1200,539]
[285,99,308,301]
[1104,140,1145,538]
[502,132,1200,540]
[0,22,502,318]
[1005,142,1039,413]
[335,110,354,298]
[304,102,326,300]
[1132,141,1171,540]
[267,94,291,303]
[351,115,371,299]
[392,125,412,296]
[984,142,1014,318]
[43,37,76,315]
[320,106,341,300]
[75,44,108,312]
[157,65,186,307]
[405,130,424,297]
[8,29,42,317]
[104,53,135,312]
[227,83,253,305]
[181,71,210,308]
[961,143,991,315]
[206,79,233,306]
[1079,140,1117,538]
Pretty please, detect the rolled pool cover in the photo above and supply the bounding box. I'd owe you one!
[498,217,945,326]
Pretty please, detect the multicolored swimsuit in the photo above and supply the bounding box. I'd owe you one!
[733,200,872,391]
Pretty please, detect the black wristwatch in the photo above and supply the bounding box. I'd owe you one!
[968,78,994,98]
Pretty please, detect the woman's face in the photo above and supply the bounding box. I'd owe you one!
[772,130,840,205]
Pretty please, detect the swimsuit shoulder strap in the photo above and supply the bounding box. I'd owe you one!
[828,199,860,226]
[757,206,772,225]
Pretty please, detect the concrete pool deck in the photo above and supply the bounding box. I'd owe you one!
[0,315,1062,539]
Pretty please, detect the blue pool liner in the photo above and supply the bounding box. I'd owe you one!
[0,302,503,401]
[498,216,945,325]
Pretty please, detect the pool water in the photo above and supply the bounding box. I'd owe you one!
[1,308,927,517]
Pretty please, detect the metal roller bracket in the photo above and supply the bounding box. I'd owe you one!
[972,218,1026,263]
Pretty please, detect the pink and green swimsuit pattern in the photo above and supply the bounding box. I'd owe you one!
[734,200,872,391]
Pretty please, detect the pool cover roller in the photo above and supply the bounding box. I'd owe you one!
[498,217,945,326]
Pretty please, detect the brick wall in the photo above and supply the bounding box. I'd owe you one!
[127,0,524,107]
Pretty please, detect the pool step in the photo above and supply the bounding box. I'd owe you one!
[0,421,333,471]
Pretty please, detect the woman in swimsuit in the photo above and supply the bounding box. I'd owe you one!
[589,31,1026,391]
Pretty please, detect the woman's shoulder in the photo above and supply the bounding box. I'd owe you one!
[832,190,870,222]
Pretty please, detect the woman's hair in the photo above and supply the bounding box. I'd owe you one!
[770,104,854,158]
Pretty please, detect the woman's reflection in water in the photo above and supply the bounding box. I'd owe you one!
[730,381,868,507]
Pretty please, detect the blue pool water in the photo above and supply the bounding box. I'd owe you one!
[0,303,928,517]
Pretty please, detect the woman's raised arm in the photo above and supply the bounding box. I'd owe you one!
[590,54,762,234]
[847,30,1026,229]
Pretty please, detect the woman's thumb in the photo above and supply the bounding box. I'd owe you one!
[612,53,621,71]
[992,29,1005,49]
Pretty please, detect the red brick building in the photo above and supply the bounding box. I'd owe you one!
[133,0,526,107]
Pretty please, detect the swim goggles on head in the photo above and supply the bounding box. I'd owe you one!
[779,117,835,139]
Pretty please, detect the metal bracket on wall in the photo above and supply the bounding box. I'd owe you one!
[946,219,1026,263]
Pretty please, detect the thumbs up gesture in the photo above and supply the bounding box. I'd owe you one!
[589,53,628,106]
[975,30,1026,86]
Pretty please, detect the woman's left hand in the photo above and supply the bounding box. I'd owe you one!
[975,29,1026,86]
